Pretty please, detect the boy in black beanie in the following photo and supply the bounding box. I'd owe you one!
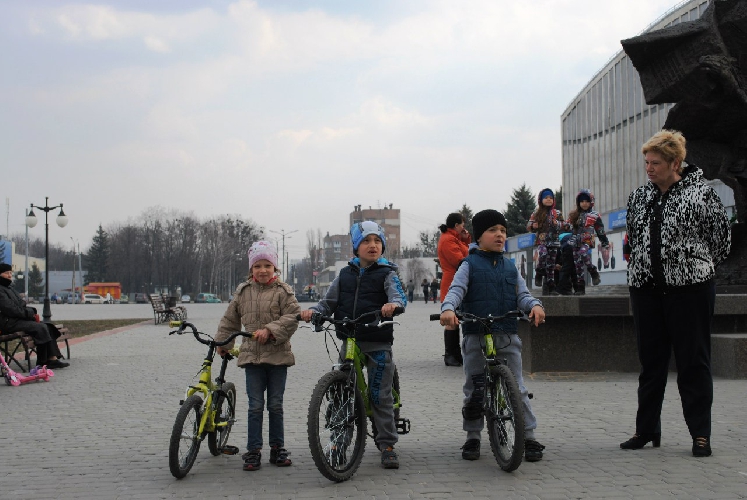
[439,210,546,463]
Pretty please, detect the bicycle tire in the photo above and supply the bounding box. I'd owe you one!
[308,370,366,482]
[169,394,204,479]
[486,364,525,472]
[370,365,400,446]
[208,382,237,456]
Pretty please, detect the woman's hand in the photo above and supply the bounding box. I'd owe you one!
[299,309,314,322]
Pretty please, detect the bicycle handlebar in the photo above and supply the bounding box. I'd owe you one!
[296,306,405,329]
[429,310,528,323]
[169,321,253,347]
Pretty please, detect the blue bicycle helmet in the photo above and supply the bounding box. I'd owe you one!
[350,221,386,256]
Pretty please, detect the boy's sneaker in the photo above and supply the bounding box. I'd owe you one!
[461,439,480,460]
[269,445,292,466]
[525,440,545,462]
[242,449,261,471]
[381,446,399,469]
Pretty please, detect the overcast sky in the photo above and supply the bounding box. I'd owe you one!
[1,0,677,262]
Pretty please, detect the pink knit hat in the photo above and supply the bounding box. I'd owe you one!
[247,241,279,270]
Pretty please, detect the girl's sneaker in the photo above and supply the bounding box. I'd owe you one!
[242,449,261,471]
[270,445,292,466]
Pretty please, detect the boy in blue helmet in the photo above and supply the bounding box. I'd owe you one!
[300,220,407,469]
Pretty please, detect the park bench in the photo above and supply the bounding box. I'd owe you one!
[0,324,71,373]
[148,294,188,325]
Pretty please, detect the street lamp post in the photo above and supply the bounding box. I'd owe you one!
[25,197,68,322]
[268,229,297,278]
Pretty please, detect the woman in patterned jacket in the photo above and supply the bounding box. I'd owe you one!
[620,130,731,458]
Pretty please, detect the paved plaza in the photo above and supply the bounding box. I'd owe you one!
[2,301,746,499]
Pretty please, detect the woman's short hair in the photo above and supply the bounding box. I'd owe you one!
[642,130,686,173]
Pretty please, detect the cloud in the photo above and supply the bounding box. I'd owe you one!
[144,35,170,53]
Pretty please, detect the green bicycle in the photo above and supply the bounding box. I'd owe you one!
[299,308,409,482]
[167,321,252,479]
[430,309,527,472]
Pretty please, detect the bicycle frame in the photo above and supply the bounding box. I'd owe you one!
[302,308,409,432]
[173,324,244,439]
[340,337,403,418]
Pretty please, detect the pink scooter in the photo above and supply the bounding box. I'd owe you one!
[0,355,54,386]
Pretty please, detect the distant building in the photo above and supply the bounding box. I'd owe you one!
[323,232,353,265]
[349,204,401,256]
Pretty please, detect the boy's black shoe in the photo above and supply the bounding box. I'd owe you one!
[270,445,292,466]
[534,273,543,287]
[242,449,261,471]
[461,439,480,460]
[525,439,545,462]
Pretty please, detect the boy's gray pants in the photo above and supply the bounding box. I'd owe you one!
[462,333,537,440]
[339,343,398,450]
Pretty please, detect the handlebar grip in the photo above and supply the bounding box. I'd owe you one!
[295,314,302,321]
[393,306,405,315]
[429,314,441,321]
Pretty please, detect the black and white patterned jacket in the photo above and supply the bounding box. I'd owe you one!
[626,165,731,288]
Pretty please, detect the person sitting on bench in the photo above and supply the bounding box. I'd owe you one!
[0,263,69,369]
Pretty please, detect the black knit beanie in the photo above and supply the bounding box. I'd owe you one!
[0,263,12,273]
[472,210,507,243]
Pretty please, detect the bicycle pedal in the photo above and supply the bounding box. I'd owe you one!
[396,418,411,435]
[220,445,240,455]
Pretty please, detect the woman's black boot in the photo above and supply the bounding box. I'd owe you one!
[443,329,462,366]
[620,433,661,449]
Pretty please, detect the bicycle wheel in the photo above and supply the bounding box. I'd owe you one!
[308,370,366,482]
[486,364,525,472]
[208,382,236,456]
[370,365,400,446]
[169,394,203,479]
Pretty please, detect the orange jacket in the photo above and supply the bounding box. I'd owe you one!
[437,228,471,299]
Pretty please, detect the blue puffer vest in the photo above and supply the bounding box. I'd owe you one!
[461,250,519,335]
[335,263,394,343]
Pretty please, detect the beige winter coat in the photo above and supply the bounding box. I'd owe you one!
[214,278,301,367]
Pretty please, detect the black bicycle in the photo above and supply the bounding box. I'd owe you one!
[430,309,527,472]
[298,308,409,482]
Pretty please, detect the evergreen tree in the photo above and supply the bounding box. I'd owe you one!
[458,204,474,238]
[28,262,44,298]
[87,224,110,283]
[504,183,536,237]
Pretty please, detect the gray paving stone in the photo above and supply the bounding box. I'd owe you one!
[2,301,746,499]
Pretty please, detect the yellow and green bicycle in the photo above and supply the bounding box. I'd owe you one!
[167,321,252,479]
[299,308,409,482]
